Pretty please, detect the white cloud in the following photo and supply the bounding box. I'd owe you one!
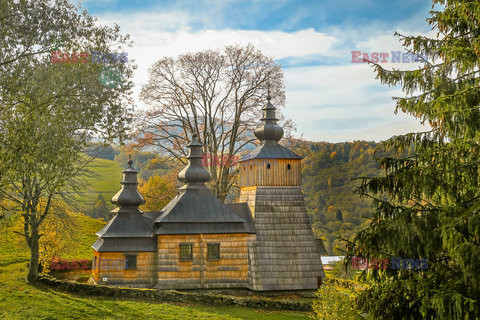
[94,10,432,142]
[99,13,339,114]
[283,63,430,141]
[315,117,429,142]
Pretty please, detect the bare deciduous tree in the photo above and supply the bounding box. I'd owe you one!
[136,44,293,200]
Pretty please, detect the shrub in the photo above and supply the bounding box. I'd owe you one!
[311,284,358,320]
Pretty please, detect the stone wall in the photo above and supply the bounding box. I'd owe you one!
[38,276,313,312]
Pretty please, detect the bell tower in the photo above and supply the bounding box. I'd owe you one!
[239,96,324,291]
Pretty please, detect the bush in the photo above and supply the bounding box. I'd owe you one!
[311,284,358,320]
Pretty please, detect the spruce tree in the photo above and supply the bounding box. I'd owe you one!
[347,1,480,318]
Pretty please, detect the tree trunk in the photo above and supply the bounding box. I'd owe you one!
[27,226,40,284]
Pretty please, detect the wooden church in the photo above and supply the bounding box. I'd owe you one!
[92,96,325,290]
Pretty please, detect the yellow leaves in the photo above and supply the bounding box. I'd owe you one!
[38,204,76,273]
[327,205,336,213]
[150,158,160,166]
[311,284,358,320]
[138,172,177,212]
[0,198,17,215]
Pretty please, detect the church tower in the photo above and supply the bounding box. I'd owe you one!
[239,96,325,290]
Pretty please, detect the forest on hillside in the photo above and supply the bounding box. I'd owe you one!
[296,141,381,255]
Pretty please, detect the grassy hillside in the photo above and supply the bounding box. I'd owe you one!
[0,263,309,320]
[0,212,310,320]
[0,210,105,266]
[76,158,123,217]
[87,158,123,201]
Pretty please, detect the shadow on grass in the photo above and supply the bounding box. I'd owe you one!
[30,282,126,318]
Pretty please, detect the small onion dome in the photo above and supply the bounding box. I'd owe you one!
[178,133,211,186]
[111,158,145,210]
[254,95,284,143]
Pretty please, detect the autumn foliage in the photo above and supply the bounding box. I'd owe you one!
[138,172,178,212]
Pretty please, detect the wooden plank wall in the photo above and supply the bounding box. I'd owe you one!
[238,186,258,218]
[92,250,156,287]
[238,159,302,187]
[156,233,253,289]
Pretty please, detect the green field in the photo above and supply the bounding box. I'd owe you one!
[0,212,311,320]
[76,158,123,210]
[0,263,309,320]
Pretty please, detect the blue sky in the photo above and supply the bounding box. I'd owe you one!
[81,0,434,142]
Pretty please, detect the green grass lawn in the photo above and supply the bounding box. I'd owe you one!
[0,261,311,320]
[87,158,123,198]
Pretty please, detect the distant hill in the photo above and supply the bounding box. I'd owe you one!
[87,158,123,201]
[74,158,123,219]
[80,153,177,220]
[295,141,382,255]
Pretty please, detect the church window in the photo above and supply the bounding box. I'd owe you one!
[124,254,137,269]
[180,243,193,261]
[207,243,220,260]
[267,163,271,169]
[287,164,291,170]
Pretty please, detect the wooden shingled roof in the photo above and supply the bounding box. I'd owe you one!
[152,189,255,234]
[152,134,255,235]
[92,159,156,252]
[240,96,302,161]
[240,140,302,161]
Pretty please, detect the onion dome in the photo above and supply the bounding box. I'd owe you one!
[241,96,302,161]
[153,133,254,235]
[110,157,145,213]
[93,157,153,252]
[177,133,211,189]
[254,95,284,143]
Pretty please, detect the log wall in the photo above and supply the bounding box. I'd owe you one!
[92,250,156,288]
[239,186,258,218]
[238,159,302,187]
[156,233,253,289]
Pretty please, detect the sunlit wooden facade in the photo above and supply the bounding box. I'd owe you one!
[238,158,302,187]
